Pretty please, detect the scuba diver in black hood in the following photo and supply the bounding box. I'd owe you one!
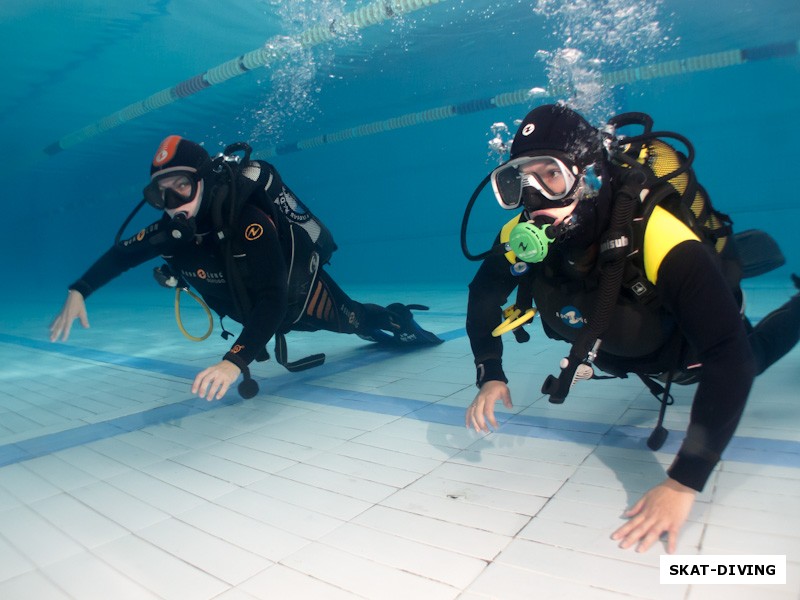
[50,135,442,401]
[462,104,800,553]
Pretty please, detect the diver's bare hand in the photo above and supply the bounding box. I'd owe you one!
[611,477,696,553]
[193,360,241,401]
[466,380,512,432]
[49,289,89,342]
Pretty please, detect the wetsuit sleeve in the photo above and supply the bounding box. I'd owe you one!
[656,240,756,491]
[69,219,170,298]
[222,204,288,370]
[466,240,519,386]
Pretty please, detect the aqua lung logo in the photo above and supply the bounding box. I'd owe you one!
[522,123,536,136]
[182,268,225,284]
[557,305,587,328]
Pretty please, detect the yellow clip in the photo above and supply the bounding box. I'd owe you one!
[492,306,537,337]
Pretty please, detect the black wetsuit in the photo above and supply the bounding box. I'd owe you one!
[468,226,800,492]
[69,181,398,374]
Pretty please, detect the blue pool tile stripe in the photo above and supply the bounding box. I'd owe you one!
[0,333,199,380]
[436,327,466,341]
[0,326,468,384]
[0,396,241,468]
[1,331,798,470]
[1,372,799,470]
[599,425,800,469]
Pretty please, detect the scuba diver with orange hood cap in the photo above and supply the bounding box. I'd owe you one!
[51,135,442,401]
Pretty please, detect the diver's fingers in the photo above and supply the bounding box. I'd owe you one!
[49,314,72,342]
[50,291,89,342]
[466,403,489,432]
[193,369,212,398]
[193,363,237,401]
[214,379,231,400]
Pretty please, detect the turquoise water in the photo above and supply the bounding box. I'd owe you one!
[0,5,799,594]
[2,0,799,289]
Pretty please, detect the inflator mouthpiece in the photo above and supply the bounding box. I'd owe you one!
[508,221,555,263]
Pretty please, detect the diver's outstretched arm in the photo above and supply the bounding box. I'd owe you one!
[49,289,90,342]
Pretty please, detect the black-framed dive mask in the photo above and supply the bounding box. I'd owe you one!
[490,154,580,210]
[143,171,199,211]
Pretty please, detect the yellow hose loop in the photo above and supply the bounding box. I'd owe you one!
[492,307,537,337]
[175,287,213,342]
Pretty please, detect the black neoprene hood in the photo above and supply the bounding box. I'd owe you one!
[510,104,603,169]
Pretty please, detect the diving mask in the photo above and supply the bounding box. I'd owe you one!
[143,172,199,211]
[490,154,579,210]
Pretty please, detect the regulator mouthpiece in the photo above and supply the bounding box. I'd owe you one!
[508,221,555,263]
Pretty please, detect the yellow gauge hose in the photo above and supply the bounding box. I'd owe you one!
[174,287,213,342]
[492,306,537,337]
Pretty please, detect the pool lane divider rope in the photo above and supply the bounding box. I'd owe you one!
[256,40,800,157]
[43,38,799,157]
[0,331,799,469]
[43,0,444,156]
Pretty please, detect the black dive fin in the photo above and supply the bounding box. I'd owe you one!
[357,329,397,344]
[385,303,444,346]
[734,229,786,279]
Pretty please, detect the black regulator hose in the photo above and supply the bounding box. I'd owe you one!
[460,172,495,262]
[607,112,654,133]
[222,142,252,163]
[114,198,147,246]
[615,130,695,184]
